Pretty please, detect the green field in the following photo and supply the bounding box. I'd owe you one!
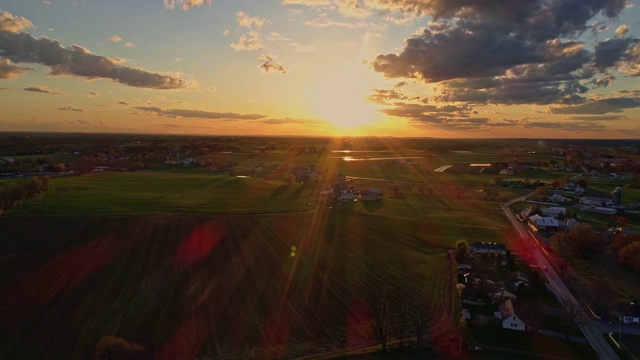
[2,147,577,359]
[0,213,453,359]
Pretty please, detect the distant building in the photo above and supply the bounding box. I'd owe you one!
[360,189,383,201]
[541,207,566,219]
[470,242,506,256]
[528,215,560,232]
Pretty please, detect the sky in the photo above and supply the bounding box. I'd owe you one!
[1,0,640,138]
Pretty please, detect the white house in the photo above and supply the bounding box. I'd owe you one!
[495,299,526,331]
[528,214,560,232]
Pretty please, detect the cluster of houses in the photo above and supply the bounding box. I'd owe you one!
[320,185,383,201]
[459,242,533,332]
[520,206,578,232]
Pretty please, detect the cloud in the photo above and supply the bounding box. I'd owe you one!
[124,42,134,48]
[43,0,52,4]
[230,31,263,51]
[267,32,290,42]
[0,11,33,33]
[118,100,132,105]
[58,106,83,111]
[163,0,212,11]
[305,17,387,29]
[88,91,99,97]
[615,24,630,37]
[564,115,626,121]
[23,85,62,94]
[108,35,122,42]
[0,57,30,79]
[282,0,330,7]
[236,11,265,29]
[367,0,636,108]
[335,0,372,19]
[547,96,640,114]
[258,54,286,73]
[522,121,607,131]
[592,37,638,71]
[259,117,328,127]
[134,106,268,120]
[0,23,195,89]
[367,88,413,105]
[291,43,317,52]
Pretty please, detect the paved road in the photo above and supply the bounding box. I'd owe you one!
[500,201,620,360]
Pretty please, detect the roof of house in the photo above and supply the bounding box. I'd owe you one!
[528,214,560,227]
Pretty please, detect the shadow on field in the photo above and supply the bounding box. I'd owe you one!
[362,200,383,212]
[271,183,289,198]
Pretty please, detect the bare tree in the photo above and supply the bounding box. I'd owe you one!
[370,289,390,352]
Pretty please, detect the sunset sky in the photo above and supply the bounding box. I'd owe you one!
[1,0,640,138]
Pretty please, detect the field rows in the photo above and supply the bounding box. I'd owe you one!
[0,213,448,359]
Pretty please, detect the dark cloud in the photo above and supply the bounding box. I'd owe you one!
[0,57,29,79]
[523,120,607,131]
[593,37,638,71]
[58,106,83,111]
[259,118,328,126]
[370,0,635,107]
[367,88,412,105]
[118,100,132,106]
[547,96,640,114]
[564,115,626,121]
[134,106,268,120]
[23,85,62,94]
[0,22,195,90]
[258,54,286,73]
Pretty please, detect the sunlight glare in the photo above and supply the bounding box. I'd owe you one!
[309,63,382,130]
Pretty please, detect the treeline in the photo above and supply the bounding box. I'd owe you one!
[0,176,51,212]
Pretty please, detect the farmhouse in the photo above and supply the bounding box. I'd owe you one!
[495,299,527,331]
[580,196,612,207]
[528,214,560,232]
[470,242,506,256]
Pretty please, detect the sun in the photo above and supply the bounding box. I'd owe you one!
[309,63,382,130]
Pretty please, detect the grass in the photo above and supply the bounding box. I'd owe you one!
[0,149,577,359]
[0,213,448,359]
[7,172,316,216]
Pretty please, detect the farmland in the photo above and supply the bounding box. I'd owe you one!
[0,147,519,358]
[2,136,638,358]
[0,213,453,359]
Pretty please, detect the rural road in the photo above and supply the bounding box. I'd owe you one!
[500,200,621,360]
